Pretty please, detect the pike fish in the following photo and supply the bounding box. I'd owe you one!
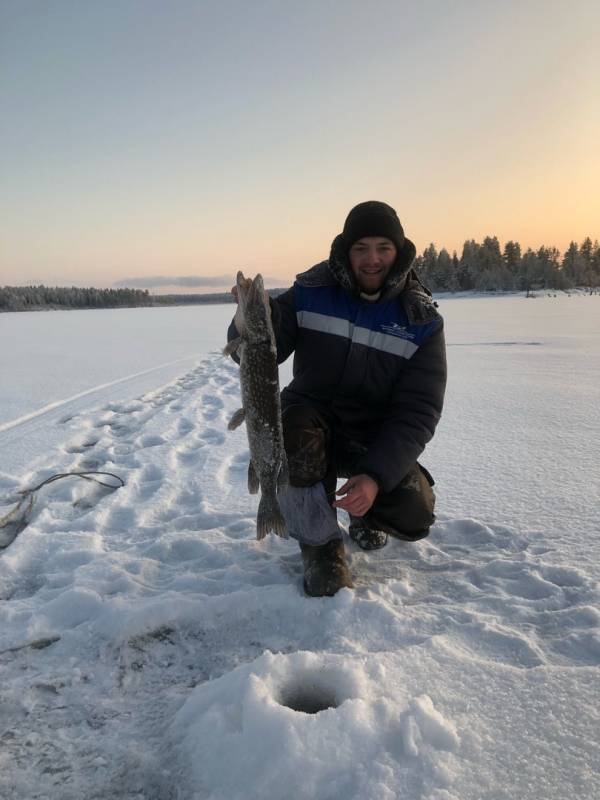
[224,271,288,539]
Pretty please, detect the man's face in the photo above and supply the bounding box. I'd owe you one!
[348,237,397,294]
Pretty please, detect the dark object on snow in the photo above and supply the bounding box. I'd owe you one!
[0,471,124,550]
[300,539,353,597]
[0,493,34,549]
[348,516,388,551]
[224,271,288,539]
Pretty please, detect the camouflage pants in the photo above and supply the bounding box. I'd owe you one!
[282,404,436,542]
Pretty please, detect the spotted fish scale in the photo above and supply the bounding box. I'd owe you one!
[224,271,288,539]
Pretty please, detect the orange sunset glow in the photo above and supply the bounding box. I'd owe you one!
[1,1,598,291]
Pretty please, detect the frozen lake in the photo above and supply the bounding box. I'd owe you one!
[1,305,229,472]
[2,293,598,564]
[1,304,230,425]
[428,292,600,569]
[1,292,598,799]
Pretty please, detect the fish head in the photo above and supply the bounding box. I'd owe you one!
[237,272,272,341]
[233,271,252,335]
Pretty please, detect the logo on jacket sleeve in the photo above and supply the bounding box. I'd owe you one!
[380,322,416,340]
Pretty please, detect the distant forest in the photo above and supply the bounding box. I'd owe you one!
[0,285,153,312]
[2,236,599,311]
[415,236,600,293]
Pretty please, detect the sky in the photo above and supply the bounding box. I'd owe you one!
[1,0,599,290]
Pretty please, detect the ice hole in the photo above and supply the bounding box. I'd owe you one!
[277,669,349,714]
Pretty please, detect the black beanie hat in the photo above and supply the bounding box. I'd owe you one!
[341,201,406,252]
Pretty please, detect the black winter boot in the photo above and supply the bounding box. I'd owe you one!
[348,516,388,551]
[300,539,354,597]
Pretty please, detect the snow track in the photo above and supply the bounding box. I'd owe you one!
[0,355,200,435]
[0,354,598,799]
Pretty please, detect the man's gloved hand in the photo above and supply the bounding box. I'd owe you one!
[333,474,379,517]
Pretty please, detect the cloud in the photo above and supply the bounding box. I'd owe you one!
[113,275,232,289]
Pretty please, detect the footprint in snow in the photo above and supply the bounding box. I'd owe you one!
[224,517,257,540]
[63,436,99,454]
[218,451,249,489]
[99,503,138,535]
[138,463,163,482]
[172,442,208,467]
[75,455,107,471]
[148,387,180,407]
[450,619,545,668]
[134,433,166,449]
[467,560,559,600]
[103,445,140,470]
[118,401,146,414]
[200,394,224,421]
[176,417,195,436]
[198,428,225,446]
[169,482,204,509]
[107,421,140,439]
[549,629,600,666]
[539,564,587,589]
[110,442,136,456]
[132,464,164,501]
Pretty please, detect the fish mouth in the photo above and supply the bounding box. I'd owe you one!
[251,274,265,293]
[235,272,268,314]
[246,274,267,305]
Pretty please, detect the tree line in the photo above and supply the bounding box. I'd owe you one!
[0,285,153,311]
[2,236,599,311]
[0,285,286,311]
[414,236,600,293]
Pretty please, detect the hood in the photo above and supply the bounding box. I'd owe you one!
[296,234,419,300]
[328,234,417,300]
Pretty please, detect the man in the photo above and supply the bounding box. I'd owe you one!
[228,201,446,597]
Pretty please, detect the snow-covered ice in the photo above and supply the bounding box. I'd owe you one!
[0,294,598,799]
[0,305,228,474]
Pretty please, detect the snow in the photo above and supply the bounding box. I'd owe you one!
[0,305,228,474]
[0,294,599,799]
[172,650,462,800]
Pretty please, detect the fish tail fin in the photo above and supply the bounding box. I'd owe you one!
[256,493,287,540]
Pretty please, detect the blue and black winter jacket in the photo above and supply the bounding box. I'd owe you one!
[229,237,447,492]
